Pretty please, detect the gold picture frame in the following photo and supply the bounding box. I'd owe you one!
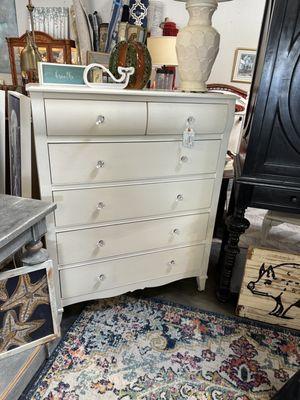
[231,48,257,84]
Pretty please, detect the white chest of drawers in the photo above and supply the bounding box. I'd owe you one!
[28,85,235,307]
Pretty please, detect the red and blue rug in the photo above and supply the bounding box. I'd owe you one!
[26,296,299,399]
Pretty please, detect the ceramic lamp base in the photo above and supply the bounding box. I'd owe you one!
[176,0,220,93]
[179,80,208,92]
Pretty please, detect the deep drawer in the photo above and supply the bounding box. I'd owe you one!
[60,245,205,299]
[49,140,221,185]
[53,179,214,228]
[45,99,147,136]
[57,213,209,265]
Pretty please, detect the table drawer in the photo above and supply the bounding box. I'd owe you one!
[147,102,228,135]
[49,140,220,185]
[60,245,205,299]
[45,99,147,136]
[252,186,300,213]
[53,179,214,228]
[57,213,209,265]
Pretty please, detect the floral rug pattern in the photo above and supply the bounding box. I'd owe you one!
[26,297,300,399]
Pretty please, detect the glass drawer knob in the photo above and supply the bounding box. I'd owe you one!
[97,202,105,210]
[187,116,195,125]
[96,115,105,125]
[168,260,176,266]
[96,160,105,169]
[97,240,105,248]
[173,228,180,235]
[180,156,189,163]
[290,196,298,203]
[177,194,184,201]
[98,274,105,281]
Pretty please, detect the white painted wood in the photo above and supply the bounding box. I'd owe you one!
[148,102,228,135]
[53,179,215,228]
[49,140,220,185]
[28,85,235,307]
[45,99,147,136]
[57,213,209,265]
[60,245,205,299]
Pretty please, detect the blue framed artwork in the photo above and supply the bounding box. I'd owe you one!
[0,0,18,79]
[38,62,86,85]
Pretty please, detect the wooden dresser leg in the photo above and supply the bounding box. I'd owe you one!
[197,276,206,292]
[217,206,250,303]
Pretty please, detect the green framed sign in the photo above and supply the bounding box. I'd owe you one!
[38,62,86,85]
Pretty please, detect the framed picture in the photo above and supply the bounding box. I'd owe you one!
[87,51,110,68]
[0,260,60,359]
[0,0,18,85]
[231,48,257,83]
[8,91,31,198]
[38,62,86,85]
[0,91,5,194]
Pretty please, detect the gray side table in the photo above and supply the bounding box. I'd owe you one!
[0,195,56,400]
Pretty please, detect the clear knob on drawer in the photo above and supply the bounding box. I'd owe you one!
[187,116,195,125]
[96,160,105,169]
[98,274,105,281]
[173,228,180,235]
[168,260,176,267]
[96,115,105,125]
[180,156,189,163]
[176,194,184,202]
[97,202,105,210]
[97,240,105,248]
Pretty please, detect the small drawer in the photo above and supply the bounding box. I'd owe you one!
[57,213,209,265]
[49,140,220,185]
[252,186,300,212]
[147,102,228,135]
[60,245,205,299]
[45,99,147,136]
[53,179,214,228]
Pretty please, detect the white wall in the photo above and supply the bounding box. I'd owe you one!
[14,0,265,91]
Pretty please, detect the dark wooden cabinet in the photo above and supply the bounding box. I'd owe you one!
[218,0,300,302]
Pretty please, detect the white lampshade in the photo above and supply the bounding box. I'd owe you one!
[147,37,178,66]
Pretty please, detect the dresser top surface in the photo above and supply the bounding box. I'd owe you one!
[26,84,236,102]
[0,195,56,249]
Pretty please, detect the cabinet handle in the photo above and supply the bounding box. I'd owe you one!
[96,160,105,169]
[180,156,189,163]
[168,260,176,267]
[98,274,105,281]
[97,240,105,248]
[97,202,105,210]
[96,115,105,125]
[173,228,180,235]
[290,196,298,204]
[176,194,184,201]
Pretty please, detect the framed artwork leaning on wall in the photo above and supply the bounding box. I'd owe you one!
[8,91,31,198]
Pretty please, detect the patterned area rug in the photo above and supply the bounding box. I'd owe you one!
[26,297,299,400]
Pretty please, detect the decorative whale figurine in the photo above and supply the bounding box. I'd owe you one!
[83,63,135,90]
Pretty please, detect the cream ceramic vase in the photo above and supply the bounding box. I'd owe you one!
[176,0,220,92]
